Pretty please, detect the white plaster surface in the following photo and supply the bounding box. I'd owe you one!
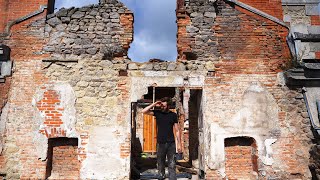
[0,103,9,155]
[53,82,78,137]
[262,139,277,165]
[295,41,316,61]
[206,83,280,174]
[32,82,78,160]
[130,73,205,102]
[292,24,309,34]
[80,126,130,180]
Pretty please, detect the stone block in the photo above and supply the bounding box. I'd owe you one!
[47,17,62,27]
[306,5,320,15]
[310,42,320,51]
[71,11,85,19]
[186,25,199,33]
[139,63,153,70]
[204,12,216,18]
[167,63,177,71]
[308,26,320,34]
[56,8,69,17]
[128,63,139,70]
[0,61,12,76]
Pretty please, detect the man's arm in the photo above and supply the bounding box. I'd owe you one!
[141,101,161,115]
[174,123,182,153]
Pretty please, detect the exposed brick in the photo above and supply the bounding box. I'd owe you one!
[316,51,320,59]
[225,137,258,179]
[46,138,80,179]
[311,15,320,25]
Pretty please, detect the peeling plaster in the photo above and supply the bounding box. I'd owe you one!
[80,126,130,180]
[32,82,78,160]
[53,82,78,137]
[0,103,9,155]
[130,72,205,102]
[32,87,47,160]
[262,139,277,165]
[207,83,280,174]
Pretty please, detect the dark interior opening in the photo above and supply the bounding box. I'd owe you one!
[188,89,202,166]
[303,59,320,63]
[131,87,203,179]
[142,87,176,102]
[45,137,79,179]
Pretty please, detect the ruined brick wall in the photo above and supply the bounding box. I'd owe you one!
[40,1,133,179]
[177,0,217,61]
[215,0,290,62]
[0,0,134,179]
[282,1,320,178]
[237,0,283,19]
[44,2,133,61]
[0,0,48,178]
[0,0,46,32]
[224,137,258,179]
[0,0,317,179]
[191,0,311,179]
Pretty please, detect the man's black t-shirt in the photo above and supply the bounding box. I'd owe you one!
[153,110,178,143]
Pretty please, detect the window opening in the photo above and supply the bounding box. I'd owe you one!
[119,0,178,62]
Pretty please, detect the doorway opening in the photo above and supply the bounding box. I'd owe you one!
[224,137,258,180]
[45,137,80,180]
[131,86,203,179]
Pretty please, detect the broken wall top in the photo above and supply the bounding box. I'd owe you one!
[44,0,133,61]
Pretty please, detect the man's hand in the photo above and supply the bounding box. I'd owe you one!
[154,101,162,107]
[142,101,163,115]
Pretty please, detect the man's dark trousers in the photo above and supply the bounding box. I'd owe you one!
[157,142,176,180]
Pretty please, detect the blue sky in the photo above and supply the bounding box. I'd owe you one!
[55,0,177,62]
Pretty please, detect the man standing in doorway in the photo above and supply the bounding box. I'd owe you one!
[142,97,182,180]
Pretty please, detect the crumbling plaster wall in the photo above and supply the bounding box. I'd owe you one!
[0,9,49,179]
[0,0,316,179]
[188,0,312,179]
[41,1,134,179]
[43,60,132,179]
[204,74,312,179]
[205,82,280,177]
[0,0,133,179]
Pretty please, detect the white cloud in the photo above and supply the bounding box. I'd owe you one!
[120,0,178,62]
[55,0,99,11]
[128,31,177,61]
[55,0,178,62]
